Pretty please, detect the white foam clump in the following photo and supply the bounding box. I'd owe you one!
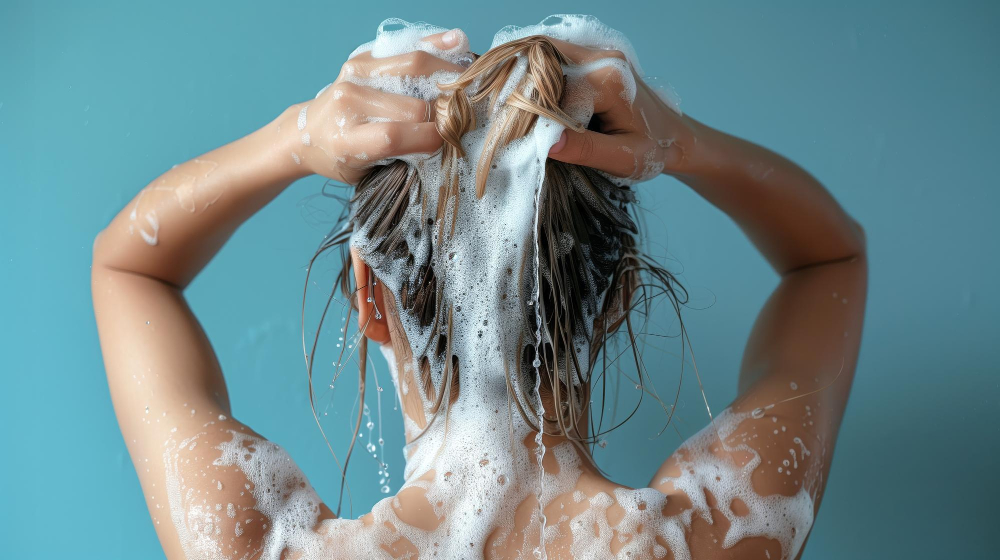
[162,429,330,559]
[297,105,308,130]
[655,410,815,559]
[158,15,812,560]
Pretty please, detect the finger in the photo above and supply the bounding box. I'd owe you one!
[421,28,469,52]
[356,121,443,160]
[350,85,431,123]
[547,129,644,179]
[545,37,630,67]
[542,37,635,117]
[342,48,467,79]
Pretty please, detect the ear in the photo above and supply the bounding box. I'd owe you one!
[350,247,391,345]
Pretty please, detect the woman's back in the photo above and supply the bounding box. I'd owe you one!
[93,15,866,560]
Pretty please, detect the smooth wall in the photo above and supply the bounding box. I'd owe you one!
[1,1,996,558]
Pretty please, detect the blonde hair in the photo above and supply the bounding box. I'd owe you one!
[306,35,688,515]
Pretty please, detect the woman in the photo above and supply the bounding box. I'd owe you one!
[93,16,867,560]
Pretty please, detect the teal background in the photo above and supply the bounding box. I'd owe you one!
[1,1,997,558]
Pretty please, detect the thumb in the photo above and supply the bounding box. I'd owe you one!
[547,129,639,179]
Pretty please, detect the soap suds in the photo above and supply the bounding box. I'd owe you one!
[156,15,816,560]
[297,105,308,130]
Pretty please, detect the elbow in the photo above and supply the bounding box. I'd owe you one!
[91,223,129,273]
[848,217,867,261]
[91,227,114,270]
[780,218,867,276]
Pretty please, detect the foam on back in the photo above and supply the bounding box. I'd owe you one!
[158,15,817,560]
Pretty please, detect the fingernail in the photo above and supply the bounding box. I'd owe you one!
[442,28,460,48]
[549,130,568,154]
[457,53,474,68]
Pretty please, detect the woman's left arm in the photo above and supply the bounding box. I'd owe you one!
[91,103,321,557]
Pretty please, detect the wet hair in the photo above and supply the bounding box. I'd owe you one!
[304,35,689,515]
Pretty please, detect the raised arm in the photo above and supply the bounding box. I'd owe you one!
[91,30,468,558]
[644,117,866,560]
[92,101,311,559]
[546,41,866,559]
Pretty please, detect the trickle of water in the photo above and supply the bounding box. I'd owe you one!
[361,391,391,494]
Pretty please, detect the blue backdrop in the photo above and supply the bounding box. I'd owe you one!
[1,1,997,558]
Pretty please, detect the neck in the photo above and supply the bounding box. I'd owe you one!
[377,344,596,487]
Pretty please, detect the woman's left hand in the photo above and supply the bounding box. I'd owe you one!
[287,28,471,186]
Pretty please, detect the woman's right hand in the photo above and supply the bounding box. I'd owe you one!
[543,38,704,181]
[290,28,471,186]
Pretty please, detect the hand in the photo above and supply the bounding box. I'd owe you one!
[543,38,702,180]
[288,29,470,185]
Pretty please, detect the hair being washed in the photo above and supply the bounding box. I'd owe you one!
[304,35,690,516]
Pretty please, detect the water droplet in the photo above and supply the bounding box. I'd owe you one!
[378,437,384,445]
[790,382,798,390]
[380,485,391,494]
[366,442,376,453]
[751,407,765,419]
[144,406,150,414]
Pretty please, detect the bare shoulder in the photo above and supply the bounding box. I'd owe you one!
[536,413,815,560]
[649,403,824,560]
[155,414,337,559]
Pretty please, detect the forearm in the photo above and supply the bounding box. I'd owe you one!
[671,117,865,275]
[93,104,307,287]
